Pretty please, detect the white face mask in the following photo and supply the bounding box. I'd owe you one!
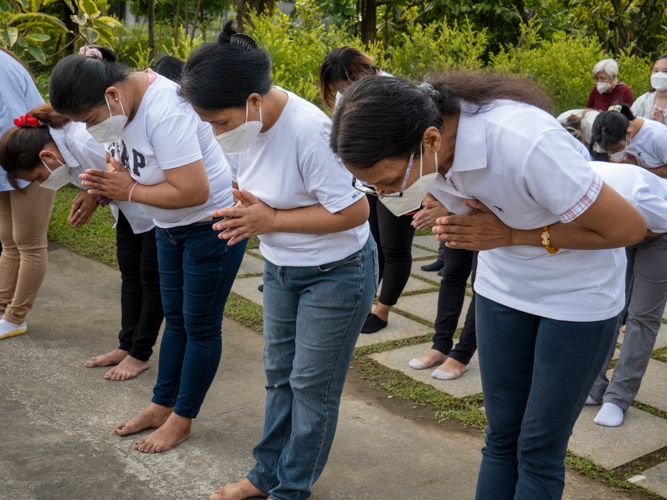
[651,72,667,91]
[87,94,128,144]
[379,145,438,217]
[40,158,69,190]
[215,101,263,154]
[610,136,631,162]
[597,82,612,94]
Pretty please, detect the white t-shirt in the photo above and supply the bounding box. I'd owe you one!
[626,118,667,169]
[589,161,667,233]
[430,101,625,322]
[106,75,234,228]
[51,121,154,234]
[225,90,369,266]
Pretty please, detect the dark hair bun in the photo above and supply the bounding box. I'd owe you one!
[89,45,118,63]
[218,20,237,44]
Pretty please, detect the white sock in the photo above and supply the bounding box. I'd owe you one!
[0,319,27,339]
[432,364,469,380]
[408,358,428,370]
[585,395,600,405]
[594,402,625,427]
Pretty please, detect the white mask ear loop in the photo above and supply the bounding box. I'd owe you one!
[41,158,53,173]
[104,94,126,118]
[246,100,262,124]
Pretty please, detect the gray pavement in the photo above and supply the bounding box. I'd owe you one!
[0,244,650,499]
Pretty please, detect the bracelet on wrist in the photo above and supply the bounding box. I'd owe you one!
[541,226,559,255]
[128,181,139,203]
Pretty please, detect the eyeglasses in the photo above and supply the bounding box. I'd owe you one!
[352,152,415,198]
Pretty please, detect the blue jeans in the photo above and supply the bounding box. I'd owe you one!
[152,219,246,419]
[475,295,618,500]
[247,237,378,500]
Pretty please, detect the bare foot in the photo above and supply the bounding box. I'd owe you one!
[85,348,128,368]
[210,479,268,500]
[434,357,468,377]
[372,302,392,322]
[105,355,150,381]
[114,402,173,436]
[134,412,191,454]
[414,349,448,368]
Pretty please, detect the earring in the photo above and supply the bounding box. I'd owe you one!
[115,98,119,101]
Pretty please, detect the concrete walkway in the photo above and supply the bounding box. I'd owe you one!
[0,244,654,499]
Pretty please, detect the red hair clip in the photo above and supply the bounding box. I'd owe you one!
[13,113,40,127]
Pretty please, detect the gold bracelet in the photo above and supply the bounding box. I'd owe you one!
[541,226,559,254]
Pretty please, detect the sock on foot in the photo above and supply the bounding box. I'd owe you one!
[361,313,388,334]
[594,402,624,427]
[432,364,469,380]
[409,358,428,370]
[585,395,600,405]
[0,319,27,340]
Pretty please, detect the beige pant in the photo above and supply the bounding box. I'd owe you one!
[0,182,55,324]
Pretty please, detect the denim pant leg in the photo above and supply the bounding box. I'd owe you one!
[247,261,301,494]
[152,222,246,418]
[248,238,377,500]
[605,235,667,410]
[475,295,618,500]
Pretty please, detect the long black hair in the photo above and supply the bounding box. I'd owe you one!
[590,104,635,154]
[319,47,379,109]
[180,21,271,110]
[49,45,128,115]
[152,55,184,82]
[330,72,554,169]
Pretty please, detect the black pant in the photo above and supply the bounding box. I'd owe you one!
[367,195,416,306]
[116,211,163,361]
[432,247,477,364]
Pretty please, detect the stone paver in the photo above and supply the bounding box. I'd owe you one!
[370,343,483,398]
[410,260,442,282]
[237,253,265,276]
[396,291,471,328]
[569,406,667,469]
[379,276,435,297]
[618,322,667,351]
[413,235,440,252]
[635,461,667,498]
[634,359,667,413]
[356,312,432,347]
[230,276,264,306]
[412,246,438,259]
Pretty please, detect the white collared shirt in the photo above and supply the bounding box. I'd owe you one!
[430,101,625,321]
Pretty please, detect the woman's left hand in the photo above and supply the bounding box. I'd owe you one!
[434,199,513,251]
[212,189,276,246]
[68,191,100,228]
[79,157,135,201]
[412,194,447,231]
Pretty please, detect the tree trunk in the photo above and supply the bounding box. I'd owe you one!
[233,0,274,32]
[184,0,189,38]
[147,0,155,62]
[191,0,202,42]
[63,0,77,55]
[360,0,376,44]
[173,0,181,45]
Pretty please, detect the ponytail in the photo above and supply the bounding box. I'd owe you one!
[0,104,68,189]
[331,71,553,169]
[590,104,634,155]
[49,45,128,115]
[180,20,272,110]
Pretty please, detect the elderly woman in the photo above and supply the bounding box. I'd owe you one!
[586,58,634,111]
[631,54,667,124]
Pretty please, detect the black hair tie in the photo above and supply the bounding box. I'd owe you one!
[231,33,258,51]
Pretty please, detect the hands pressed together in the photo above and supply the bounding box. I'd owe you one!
[79,157,136,201]
[212,188,276,246]
[68,191,100,228]
[433,199,513,251]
